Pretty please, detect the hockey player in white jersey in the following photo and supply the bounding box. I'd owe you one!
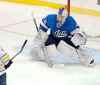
[33,7,95,67]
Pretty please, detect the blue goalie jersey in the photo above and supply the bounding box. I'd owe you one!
[40,14,79,38]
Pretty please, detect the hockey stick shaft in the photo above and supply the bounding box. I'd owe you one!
[11,40,28,60]
[32,14,39,32]
[4,40,27,69]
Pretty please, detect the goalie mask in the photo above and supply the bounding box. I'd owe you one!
[57,7,68,24]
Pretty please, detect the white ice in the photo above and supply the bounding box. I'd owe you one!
[0,1,100,85]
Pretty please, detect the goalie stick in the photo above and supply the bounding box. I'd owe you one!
[32,13,53,67]
[4,40,28,69]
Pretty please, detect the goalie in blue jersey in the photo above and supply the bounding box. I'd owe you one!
[33,7,95,67]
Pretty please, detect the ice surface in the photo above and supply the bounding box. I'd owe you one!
[0,1,100,85]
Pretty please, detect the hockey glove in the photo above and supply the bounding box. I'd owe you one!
[71,32,87,47]
[0,49,13,72]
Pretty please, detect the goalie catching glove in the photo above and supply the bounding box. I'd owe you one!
[71,32,87,47]
[71,32,95,66]
[0,48,13,72]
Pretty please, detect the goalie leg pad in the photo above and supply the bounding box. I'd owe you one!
[46,44,63,64]
[46,44,73,64]
[78,47,95,67]
[57,40,77,58]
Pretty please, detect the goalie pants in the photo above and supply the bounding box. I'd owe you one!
[0,73,6,85]
[45,34,79,49]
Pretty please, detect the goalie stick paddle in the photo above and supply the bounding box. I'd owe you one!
[4,40,28,69]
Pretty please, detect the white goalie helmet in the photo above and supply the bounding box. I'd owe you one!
[57,7,68,23]
[58,7,68,17]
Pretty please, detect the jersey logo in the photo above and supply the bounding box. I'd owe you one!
[54,30,67,38]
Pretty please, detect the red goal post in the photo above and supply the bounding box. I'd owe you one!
[64,0,70,16]
[67,0,70,16]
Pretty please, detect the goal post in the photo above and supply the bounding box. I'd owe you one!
[67,0,70,16]
[64,0,70,16]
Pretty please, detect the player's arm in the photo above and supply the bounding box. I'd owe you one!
[68,17,87,47]
[40,17,49,32]
[39,16,51,42]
